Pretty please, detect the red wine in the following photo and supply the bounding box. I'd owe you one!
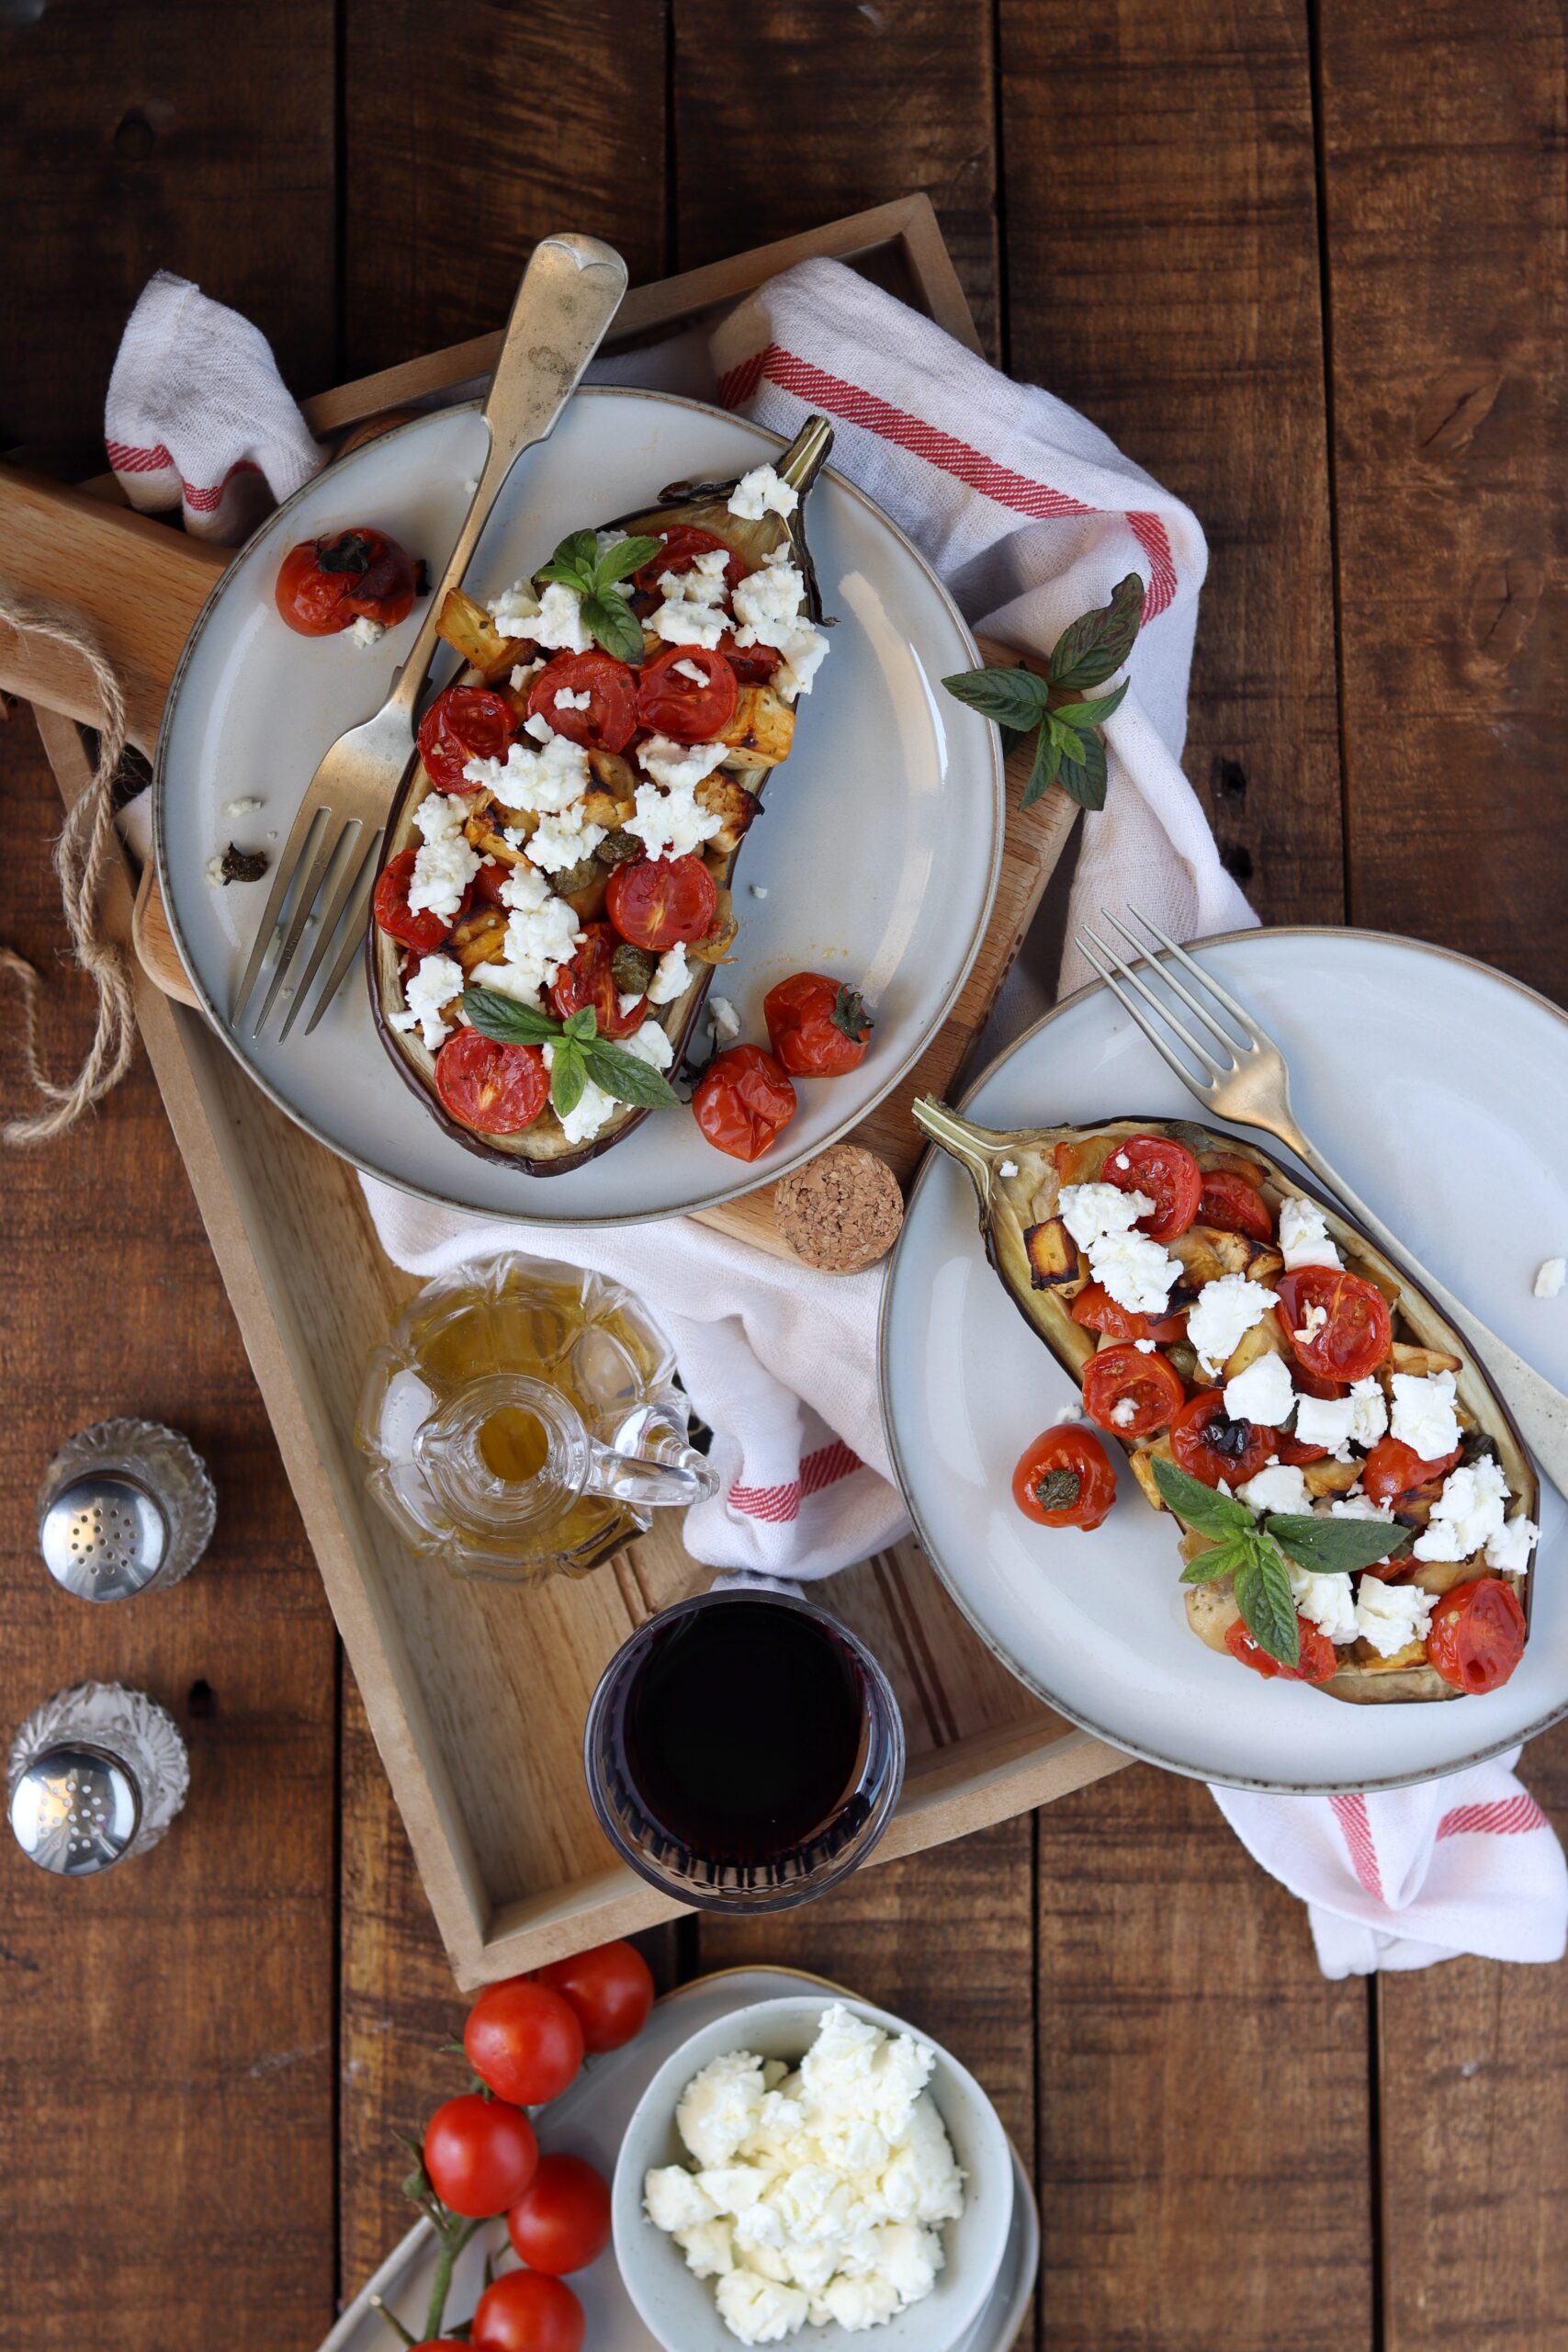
[621,1598,872,1865]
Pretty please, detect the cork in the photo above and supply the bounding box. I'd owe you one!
[773,1145,905,1273]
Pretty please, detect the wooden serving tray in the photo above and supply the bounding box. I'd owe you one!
[6,201,1126,1986]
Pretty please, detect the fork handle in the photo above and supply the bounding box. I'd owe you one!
[1269,1120,1568,1497]
[385,232,629,723]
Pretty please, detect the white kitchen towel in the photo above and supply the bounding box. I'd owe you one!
[1213,1750,1568,1973]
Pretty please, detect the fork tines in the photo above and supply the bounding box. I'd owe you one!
[1075,903,1258,1097]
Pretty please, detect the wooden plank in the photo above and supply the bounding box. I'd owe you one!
[1317,0,1567,996]
[1035,1766,1373,2352]
[998,0,1345,929]
[671,0,1001,359]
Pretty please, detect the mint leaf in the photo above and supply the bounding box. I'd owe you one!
[1046,572,1145,693]
[461,989,560,1046]
[1179,1534,1248,1587]
[1056,730,1109,811]
[941,665,1051,732]
[1044,714,1087,762]
[1021,726,1062,810]
[1052,678,1130,729]
[582,589,643,664]
[1152,1456,1254,1541]
[1233,1533,1300,1668]
[1266,1513,1412,1577]
[549,1040,586,1119]
[594,534,662,585]
[581,1035,682,1109]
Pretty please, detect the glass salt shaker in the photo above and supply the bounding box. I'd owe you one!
[7,1681,191,1875]
[37,1419,216,1601]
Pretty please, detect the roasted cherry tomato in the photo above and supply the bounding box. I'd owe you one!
[1197,1170,1273,1242]
[1101,1133,1202,1243]
[526,650,638,754]
[1224,1613,1338,1684]
[632,523,742,597]
[471,2269,584,2352]
[1361,1435,1462,1503]
[635,644,739,745]
[1069,1283,1187,1346]
[762,972,873,1078]
[423,2093,538,2220]
[434,1031,550,1136]
[373,847,450,955]
[1288,1354,1349,1402]
[1170,1388,1278,1487]
[464,1975,585,2107]
[507,2153,612,2276]
[605,854,717,952]
[693,1044,796,1162]
[1275,1429,1329,1466]
[1011,1425,1117,1530]
[1080,1343,1186,1439]
[549,923,648,1040]
[417,684,514,790]
[471,859,512,907]
[717,630,783,684]
[1276,1267,1393,1384]
[276,526,417,635]
[1426,1576,1527,1694]
[533,1939,655,2053]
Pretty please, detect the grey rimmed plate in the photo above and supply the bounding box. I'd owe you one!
[882,927,1568,1792]
[153,388,1002,1224]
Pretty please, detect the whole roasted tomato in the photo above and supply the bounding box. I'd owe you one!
[1069,1283,1187,1346]
[1011,1425,1117,1530]
[692,1045,796,1161]
[606,854,717,952]
[631,524,743,597]
[1197,1170,1273,1242]
[276,526,417,635]
[763,973,873,1078]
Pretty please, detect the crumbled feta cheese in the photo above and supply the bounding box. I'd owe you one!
[1292,1301,1328,1347]
[1389,1371,1462,1462]
[708,994,742,1043]
[1237,1460,1313,1516]
[649,546,731,649]
[1187,1272,1278,1376]
[1354,1574,1436,1657]
[224,795,263,818]
[1111,1396,1137,1428]
[1134,1338,1156,1354]
[1328,1492,1396,1522]
[677,2050,769,2168]
[731,546,807,647]
[676,2218,737,2279]
[554,686,591,712]
[1486,1514,1540,1575]
[1413,1454,1510,1562]
[637,733,730,793]
[1278,1195,1341,1271]
[463,729,592,813]
[624,1019,674,1074]
[491,578,592,651]
[1223,1351,1295,1429]
[728,462,799,521]
[774,621,831,701]
[1058,1182,1180,1317]
[407,790,479,920]
[673,656,710,685]
[543,1046,616,1146]
[618,990,646,1021]
[998,1159,1019,1180]
[1534,1257,1566,1299]
[714,2272,809,2345]
[648,942,691,1006]
[349,614,386,648]
[645,2166,719,2233]
[1293,1392,1359,1457]
[388,951,462,1052]
[524,712,554,743]
[1348,1377,1389,1448]
[465,864,582,1003]
[510,658,546,691]
[750,883,769,899]
[626,777,724,862]
[528,806,606,873]
[1289,1566,1359,1645]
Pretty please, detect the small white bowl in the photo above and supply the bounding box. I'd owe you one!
[611,1992,1015,2352]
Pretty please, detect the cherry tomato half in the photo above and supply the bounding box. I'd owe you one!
[717,630,783,684]
[1276,1267,1393,1385]
[507,2154,612,2276]
[1069,1283,1188,1346]
[1080,1343,1186,1439]
[434,1031,550,1136]
[632,524,742,598]
[374,847,450,955]
[471,2269,584,2352]
[464,1975,584,2108]
[1197,1170,1273,1243]
[635,645,739,745]
[605,854,717,952]
[417,684,514,791]
[423,2093,538,2220]
[1170,1388,1278,1487]
[1102,1134,1202,1243]
[692,1044,796,1162]
[1011,1425,1117,1530]
[1361,1435,1462,1503]
[763,972,874,1078]
[1275,1429,1330,1466]
[276,526,416,635]
[533,1940,655,2054]
[526,651,638,754]
[1425,1577,1528,1694]
[548,923,648,1040]
[1224,1613,1338,1684]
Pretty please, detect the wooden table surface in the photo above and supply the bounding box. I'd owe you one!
[3,4,1566,2345]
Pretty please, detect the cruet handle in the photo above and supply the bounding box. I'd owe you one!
[581,1407,720,1510]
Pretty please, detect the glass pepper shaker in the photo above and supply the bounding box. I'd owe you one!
[36,1419,216,1601]
[7,1681,190,1875]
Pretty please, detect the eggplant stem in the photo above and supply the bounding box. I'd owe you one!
[776,414,834,492]
[912,1096,1002,1205]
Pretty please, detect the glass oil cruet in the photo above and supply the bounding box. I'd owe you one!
[355,1253,717,1584]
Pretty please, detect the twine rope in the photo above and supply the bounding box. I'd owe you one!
[0,591,137,1146]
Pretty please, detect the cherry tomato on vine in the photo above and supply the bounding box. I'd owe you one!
[507,2153,612,2275]
[464,1975,584,2107]
[1079,1343,1185,1439]
[692,1045,797,1162]
[1101,1134,1202,1243]
[1224,1613,1338,1684]
[434,1032,550,1136]
[1169,1388,1277,1487]
[276,526,417,635]
[533,1939,655,2053]
[526,651,638,754]
[635,645,739,744]
[1425,1577,1527,1694]
[763,973,873,1078]
[1011,1425,1117,1530]
[470,2269,584,2352]
[1276,1268,1393,1384]
[605,854,717,952]
[418,684,514,789]
[423,2093,538,2219]
[373,848,450,955]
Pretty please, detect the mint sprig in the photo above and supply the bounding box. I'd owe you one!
[533,530,662,664]
[462,989,681,1121]
[942,571,1143,810]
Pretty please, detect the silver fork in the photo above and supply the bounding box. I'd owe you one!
[1077,904,1568,1493]
[232,230,629,1039]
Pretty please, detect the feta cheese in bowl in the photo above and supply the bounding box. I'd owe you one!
[613,1994,1013,2352]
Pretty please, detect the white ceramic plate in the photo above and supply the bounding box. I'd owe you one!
[317,1968,1040,2352]
[154,390,1001,1223]
[882,928,1568,1792]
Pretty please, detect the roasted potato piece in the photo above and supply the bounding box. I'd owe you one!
[589,748,638,799]
[1391,1340,1462,1377]
[718,684,795,771]
[1129,1432,1177,1511]
[1410,1558,1476,1596]
[451,913,509,974]
[1303,1457,1361,1496]
[1053,1136,1115,1187]
[1349,1636,1427,1674]
[1222,1315,1292,1384]
[463,818,525,865]
[1184,1576,1242,1652]
[696,771,762,855]
[1023,1217,1082,1292]
[1170,1225,1282,1288]
[582,786,633,831]
[436,587,513,680]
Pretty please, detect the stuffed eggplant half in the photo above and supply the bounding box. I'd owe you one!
[368,415,834,1171]
[914,1099,1541,1705]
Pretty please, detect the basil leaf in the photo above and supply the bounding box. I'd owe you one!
[537,529,598,591]
[1046,571,1145,693]
[462,989,562,1046]
[582,589,644,665]
[563,1006,599,1043]
[535,559,592,593]
[594,534,663,585]
[581,1035,682,1109]
[1056,730,1109,811]
[1021,726,1062,810]
[940,664,1051,731]
[1152,1456,1255,1541]
[1051,677,1130,729]
[549,1040,587,1119]
[1233,1534,1300,1668]
[1265,1513,1412,1577]
[1179,1535,1247,1587]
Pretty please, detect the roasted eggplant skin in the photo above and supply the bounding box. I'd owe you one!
[912,1098,1539,1706]
[368,418,832,1175]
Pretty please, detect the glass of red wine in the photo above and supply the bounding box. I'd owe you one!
[582,1583,906,1911]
